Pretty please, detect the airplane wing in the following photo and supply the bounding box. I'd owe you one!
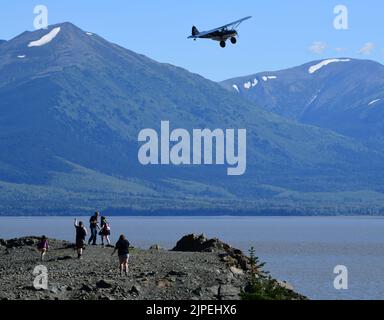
[216,16,252,31]
[188,16,252,39]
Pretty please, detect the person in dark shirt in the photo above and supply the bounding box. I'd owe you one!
[111,234,130,275]
[74,219,88,259]
[88,211,100,245]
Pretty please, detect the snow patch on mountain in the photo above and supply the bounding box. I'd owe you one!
[244,81,251,89]
[368,99,381,106]
[308,58,351,74]
[243,78,260,90]
[262,76,277,82]
[28,27,61,47]
[232,84,240,93]
[86,32,93,36]
[307,94,318,106]
[17,55,26,59]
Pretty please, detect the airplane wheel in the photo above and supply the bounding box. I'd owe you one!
[220,41,226,48]
[231,37,237,44]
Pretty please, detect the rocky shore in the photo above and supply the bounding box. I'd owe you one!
[0,235,306,300]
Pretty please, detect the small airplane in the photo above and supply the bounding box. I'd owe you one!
[188,16,252,48]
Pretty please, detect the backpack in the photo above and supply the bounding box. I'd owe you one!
[105,222,111,231]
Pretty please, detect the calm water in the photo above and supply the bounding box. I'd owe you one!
[1,216,384,300]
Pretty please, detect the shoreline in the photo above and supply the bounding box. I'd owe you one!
[0,235,306,301]
[1,214,384,218]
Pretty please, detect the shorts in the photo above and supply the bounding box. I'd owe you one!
[76,238,85,249]
[118,254,129,263]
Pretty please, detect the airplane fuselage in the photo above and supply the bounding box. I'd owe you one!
[189,16,251,48]
[200,30,237,42]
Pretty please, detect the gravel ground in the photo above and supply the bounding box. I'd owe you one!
[0,237,250,300]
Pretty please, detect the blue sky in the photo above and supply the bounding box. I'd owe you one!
[0,0,383,81]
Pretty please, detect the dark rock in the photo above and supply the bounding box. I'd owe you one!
[130,285,141,295]
[6,237,39,248]
[63,243,76,249]
[96,280,114,289]
[172,234,230,252]
[172,234,252,271]
[167,270,188,277]
[192,287,203,296]
[80,284,94,292]
[111,285,122,294]
[138,271,156,278]
[57,256,72,261]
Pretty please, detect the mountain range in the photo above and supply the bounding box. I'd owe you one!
[1,22,384,215]
[221,58,384,145]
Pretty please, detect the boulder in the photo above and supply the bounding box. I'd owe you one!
[172,234,230,252]
[173,234,253,271]
[96,280,114,289]
[5,237,39,248]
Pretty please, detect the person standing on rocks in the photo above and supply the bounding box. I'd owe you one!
[111,234,130,276]
[88,211,100,245]
[99,216,111,247]
[37,235,49,261]
[74,219,87,259]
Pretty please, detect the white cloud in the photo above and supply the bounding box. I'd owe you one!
[358,42,375,55]
[309,41,327,54]
[335,47,346,53]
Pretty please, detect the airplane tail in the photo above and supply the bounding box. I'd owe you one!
[192,26,199,36]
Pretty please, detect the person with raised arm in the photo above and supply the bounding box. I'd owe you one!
[74,219,87,259]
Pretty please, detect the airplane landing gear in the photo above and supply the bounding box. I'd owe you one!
[230,37,237,44]
[220,41,226,48]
